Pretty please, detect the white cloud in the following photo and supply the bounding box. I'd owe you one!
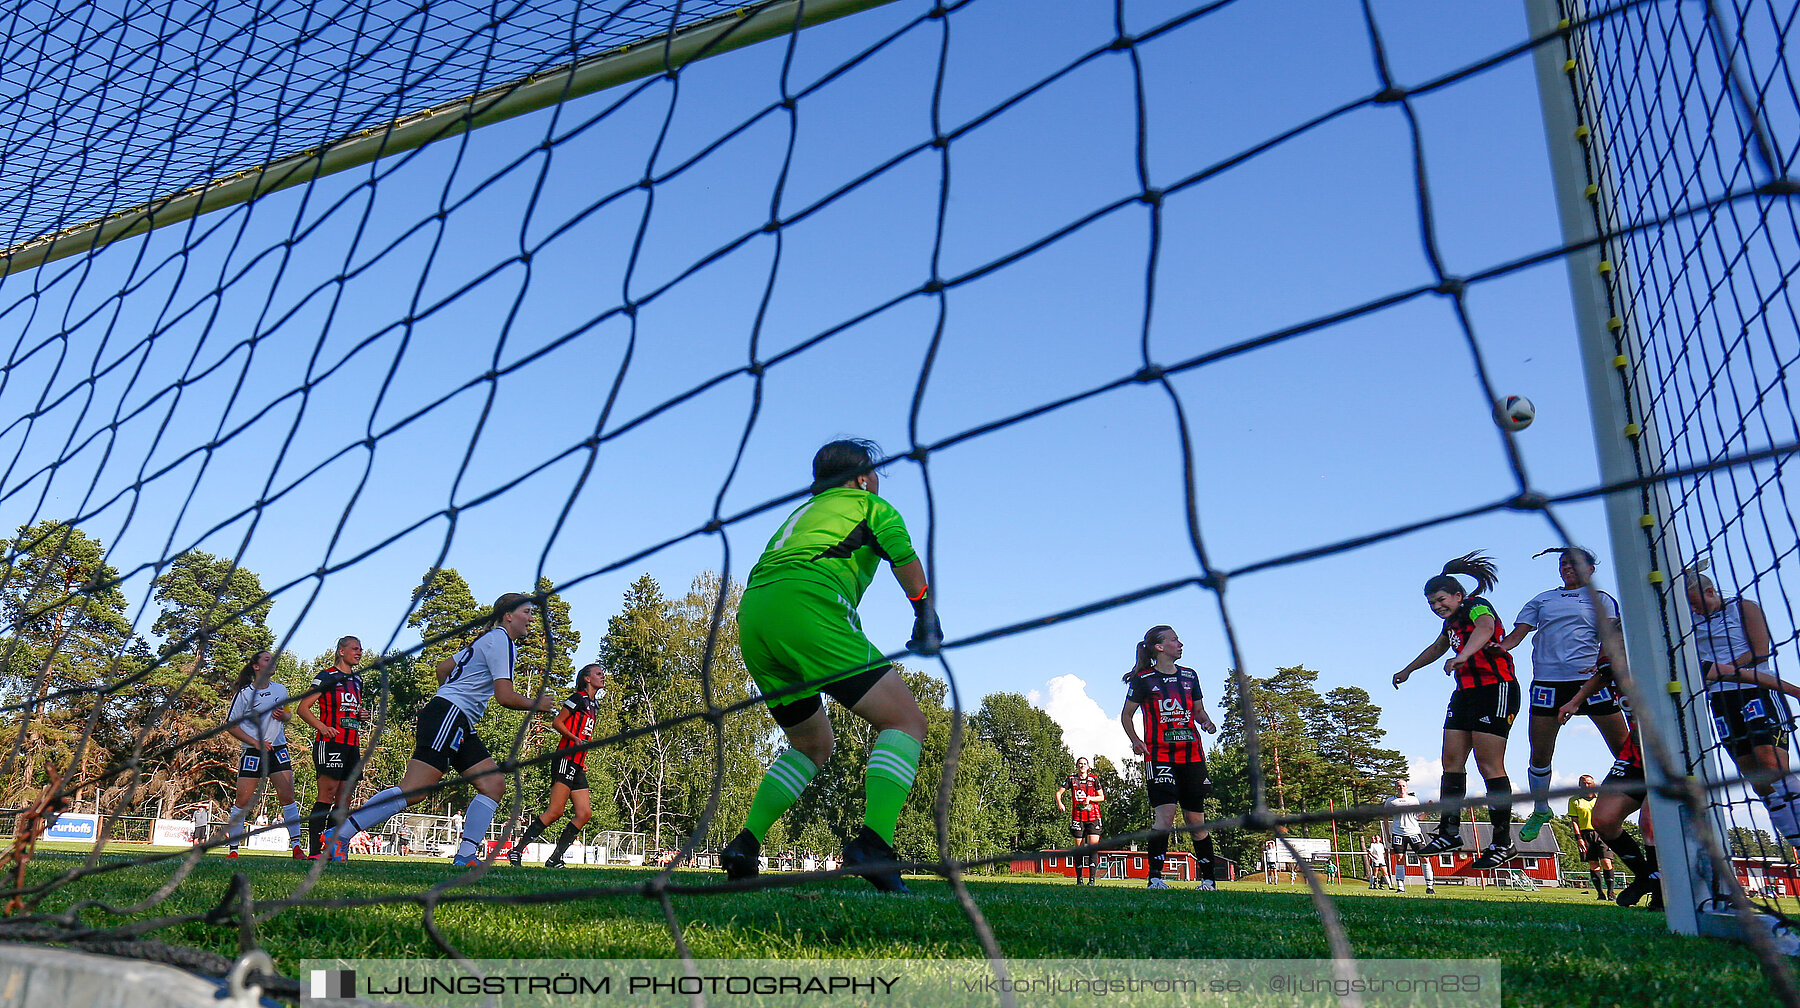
[1405,754,1442,793]
[1033,673,1131,767]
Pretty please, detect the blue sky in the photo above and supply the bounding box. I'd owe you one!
[0,0,1730,813]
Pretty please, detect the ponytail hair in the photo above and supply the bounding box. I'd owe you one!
[234,651,272,693]
[1127,625,1174,679]
[490,592,531,627]
[1423,551,1497,598]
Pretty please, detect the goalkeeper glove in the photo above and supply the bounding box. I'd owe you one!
[908,588,942,655]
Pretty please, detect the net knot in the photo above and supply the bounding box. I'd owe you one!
[1435,277,1466,297]
[1134,364,1165,382]
[1505,491,1549,511]
[1374,85,1407,104]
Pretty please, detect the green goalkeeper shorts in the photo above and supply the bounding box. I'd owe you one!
[737,577,888,707]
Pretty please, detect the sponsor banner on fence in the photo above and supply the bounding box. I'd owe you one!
[44,814,97,843]
[301,958,1503,1007]
[151,819,195,846]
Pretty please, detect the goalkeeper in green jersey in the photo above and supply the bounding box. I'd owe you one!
[721,439,940,893]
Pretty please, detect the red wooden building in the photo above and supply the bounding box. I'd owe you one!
[1403,820,1564,886]
[1011,848,1204,882]
[1735,856,1800,897]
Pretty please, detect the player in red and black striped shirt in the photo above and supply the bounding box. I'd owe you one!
[1393,553,1519,870]
[510,663,606,868]
[1120,625,1219,890]
[1056,757,1106,884]
[1557,665,1662,908]
[298,635,366,856]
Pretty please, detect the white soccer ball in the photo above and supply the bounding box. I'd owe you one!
[1494,395,1536,432]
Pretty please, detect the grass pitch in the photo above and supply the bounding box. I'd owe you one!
[13,848,1788,1006]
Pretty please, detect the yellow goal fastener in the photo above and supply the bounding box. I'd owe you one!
[1608,316,1623,331]
[1648,569,1664,583]
[1668,681,1685,696]
[1640,514,1654,527]
[1586,183,1600,199]
[1565,58,1578,73]
[1623,423,1641,438]
[1598,259,1614,274]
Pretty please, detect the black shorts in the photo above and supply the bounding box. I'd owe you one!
[1389,833,1427,859]
[1146,760,1210,813]
[1579,827,1608,863]
[768,662,889,729]
[1602,742,1647,799]
[1069,817,1102,838]
[1444,680,1520,737]
[313,740,362,781]
[550,755,590,791]
[1529,677,1622,717]
[411,698,492,774]
[1707,684,1793,761]
[238,745,292,779]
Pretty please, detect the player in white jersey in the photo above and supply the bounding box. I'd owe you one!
[222,650,307,858]
[1382,779,1435,893]
[1498,548,1632,841]
[321,593,558,866]
[1365,837,1388,889]
[1688,573,1800,853]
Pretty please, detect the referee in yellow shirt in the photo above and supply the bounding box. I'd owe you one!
[1569,774,1615,900]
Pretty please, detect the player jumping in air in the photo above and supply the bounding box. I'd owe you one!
[297,635,365,857]
[1498,548,1632,843]
[1120,625,1220,891]
[1688,573,1800,856]
[719,439,941,893]
[1393,552,1519,872]
[1056,756,1106,884]
[321,593,557,865]
[1557,669,1660,909]
[222,651,307,858]
[510,663,606,867]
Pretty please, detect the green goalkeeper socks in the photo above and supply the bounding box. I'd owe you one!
[743,748,819,842]
[863,729,923,845]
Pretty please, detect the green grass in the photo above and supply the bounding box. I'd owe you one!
[10,850,1787,1006]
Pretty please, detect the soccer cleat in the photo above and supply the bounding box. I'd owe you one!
[507,846,524,868]
[721,828,761,881]
[452,851,483,868]
[1518,808,1554,842]
[226,849,238,858]
[1594,889,1607,900]
[319,828,349,863]
[292,842,313,860]
[1426,887,1435,894]
[1145,877,1171,890]
[1415,831,1462,856]
[1617,873,1660,908]
[843,825,910,893]
[1197,879,1217,891]
[543,858,566,869]
[1469,843,1516,871]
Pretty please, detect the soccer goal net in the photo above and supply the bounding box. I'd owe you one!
[0,0,1797,1002]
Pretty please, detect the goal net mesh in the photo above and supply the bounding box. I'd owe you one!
[0,0,1797,1000]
